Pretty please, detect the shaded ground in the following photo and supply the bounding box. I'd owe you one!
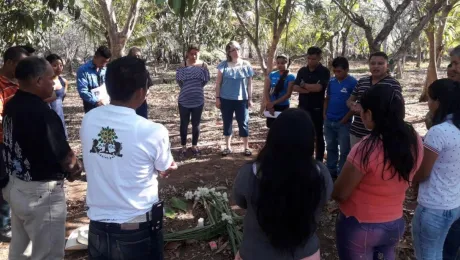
[0,61,440,259]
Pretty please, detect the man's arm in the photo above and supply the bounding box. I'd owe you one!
[293,67,309,94]
[77,69,98,105]
[60,150,83,182]
[305,68,330,93]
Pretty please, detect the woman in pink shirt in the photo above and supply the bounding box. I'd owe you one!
[332,85,423,259]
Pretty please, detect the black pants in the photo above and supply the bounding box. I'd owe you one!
[178,103,204,146]
[266,105,289,128]
[136,101,148,119]
[299,106,325,161]
[83,101,97,113]
[88,220,163,260]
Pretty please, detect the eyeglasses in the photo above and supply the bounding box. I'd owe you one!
[228,48,238,53]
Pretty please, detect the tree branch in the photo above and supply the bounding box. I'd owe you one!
[97,0,118,34]
[230,0,257,45]
[121,0,143,38]
[372,0,412,49]
[382,0,394,14]
[392,0,448,61]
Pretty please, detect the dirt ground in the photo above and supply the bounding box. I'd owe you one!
[0,61,441,259]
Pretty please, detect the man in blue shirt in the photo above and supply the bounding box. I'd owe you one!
[323,57,357,178]
[77,46,111,113]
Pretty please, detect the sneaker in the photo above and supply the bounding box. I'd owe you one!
[0,226,12,242]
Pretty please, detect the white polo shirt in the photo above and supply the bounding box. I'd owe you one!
[419,119,460,210]
[81,105,173,223]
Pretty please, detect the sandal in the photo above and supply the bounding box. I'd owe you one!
[192,147,201,156]
[179,148,187,158]
[222,148,232,156]
[244,149,252,156]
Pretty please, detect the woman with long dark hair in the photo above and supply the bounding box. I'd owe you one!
[412,79,460,260]
[332,85,423,259]
[264,54,295,128]
[233,108,332,260]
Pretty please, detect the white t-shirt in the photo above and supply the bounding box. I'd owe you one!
[418,120,460,210]
[80,105,173,223]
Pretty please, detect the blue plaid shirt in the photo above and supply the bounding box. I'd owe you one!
[77,60,107,105]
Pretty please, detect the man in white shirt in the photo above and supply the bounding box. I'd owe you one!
[81,56,177,260]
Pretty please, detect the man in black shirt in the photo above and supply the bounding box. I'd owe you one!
[1,57,82,259]
[293,47,331,161]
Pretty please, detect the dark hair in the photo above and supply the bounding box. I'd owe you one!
[369,51,389,61]
[3,46,29,63]
[450,45,460,58]
[307,46,322,56]
[428,79,460,129]
[254,108,324,252]
[128,47,141,57]
[17,45,35,54]
[332,56,349,70]
[187,44,200,53]
[357,85,419,183]
[448,63,453,68]
[46,54,63,64]
[95,46,112,59]
[15,57,50,81]
[105,56,148,102]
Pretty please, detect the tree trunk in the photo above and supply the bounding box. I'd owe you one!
[107,32,127,59]
[434,1,457,68]
[416,36,422,68]
[341,25,351,57]
[420,26,437,102]
[98,0,143,59]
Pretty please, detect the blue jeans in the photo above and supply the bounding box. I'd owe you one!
[220,98,249,137]
[336,212,405,260]
[412,205,460,260]
[324,119,351,176]
[444,218,460,260]
[88,220,164,260]
[136,101,148,119]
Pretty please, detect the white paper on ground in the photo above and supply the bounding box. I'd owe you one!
[91,84,110,105]
[65,225,89,251]
[263,110,282,118]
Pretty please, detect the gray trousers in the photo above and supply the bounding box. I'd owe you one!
[2,176,66,260]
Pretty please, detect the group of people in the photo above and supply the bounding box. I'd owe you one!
[232,46,460,260]
[0,39,458,260]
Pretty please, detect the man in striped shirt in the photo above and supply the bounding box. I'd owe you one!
[346,52,403,147]
[0,46,30,242]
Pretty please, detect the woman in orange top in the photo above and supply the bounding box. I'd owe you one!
[332,85,423,259]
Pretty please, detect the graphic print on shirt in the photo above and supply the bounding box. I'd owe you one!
[90,127,123,159]
[2,116,32,181]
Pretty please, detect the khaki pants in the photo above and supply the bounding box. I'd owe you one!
[2,176,66,260]
[350,134,362,148]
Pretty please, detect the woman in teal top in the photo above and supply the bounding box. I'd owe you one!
[264,54,295,128]
[215,41,254,156]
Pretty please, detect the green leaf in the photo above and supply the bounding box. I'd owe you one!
[170,197,188,212]
[164,206,176,219]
